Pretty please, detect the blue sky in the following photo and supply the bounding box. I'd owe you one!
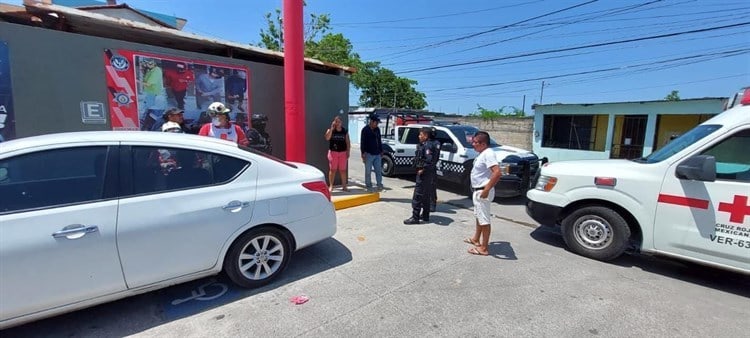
[9,0,750,114]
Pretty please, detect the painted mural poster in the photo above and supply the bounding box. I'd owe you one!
[0,41,14,142]
[103,49,260,138]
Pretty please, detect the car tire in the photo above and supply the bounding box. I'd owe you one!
[382,155,395,177]
[223,227,291,288]
[561,206,631,261]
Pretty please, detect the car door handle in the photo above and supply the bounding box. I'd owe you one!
[52,225,99,239]
[222,200,251,212]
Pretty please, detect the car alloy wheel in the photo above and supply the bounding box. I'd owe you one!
[224,227,291,288]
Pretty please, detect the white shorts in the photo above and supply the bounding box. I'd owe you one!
[473,188,494,225]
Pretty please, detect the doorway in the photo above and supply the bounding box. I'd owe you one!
[611,115,647,159]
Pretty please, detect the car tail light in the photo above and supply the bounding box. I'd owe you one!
[302,181,331,201]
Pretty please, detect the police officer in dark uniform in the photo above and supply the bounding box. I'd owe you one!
[404,127,440,224]
[428,127,440,212]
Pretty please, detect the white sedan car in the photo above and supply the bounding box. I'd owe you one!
[0,131,336,329]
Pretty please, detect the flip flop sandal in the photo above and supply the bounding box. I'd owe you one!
[468,247,489,256]
[463,238,480,246]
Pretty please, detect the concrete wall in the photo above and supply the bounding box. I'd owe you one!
[438,116,533,151]
[0,22,349,174]
[347,115,534,152]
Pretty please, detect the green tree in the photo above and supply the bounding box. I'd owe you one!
[258,7,427,110]
[471,105,525,127]
[356,63,427,109]
[472,105,502,128]
[258,8,330,52]
[665,90,680,101]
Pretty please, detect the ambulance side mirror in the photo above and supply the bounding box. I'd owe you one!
[676,155,716,182]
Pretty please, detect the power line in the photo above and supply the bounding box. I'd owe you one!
[377,0,600,61]
[426,48,749,92]
[454,0,665,54]
[398,21,750,74]
[331,1,544,26]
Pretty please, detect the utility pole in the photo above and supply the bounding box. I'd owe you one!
[522,95,526,115]
[540,81,545,104]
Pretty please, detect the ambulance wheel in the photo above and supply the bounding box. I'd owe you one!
[561,206,630,261]
[382,155,395,177]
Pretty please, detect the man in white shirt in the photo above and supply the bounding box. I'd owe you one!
[465,131,502,256]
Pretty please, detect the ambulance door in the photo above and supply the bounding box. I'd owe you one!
[653,127,750,271]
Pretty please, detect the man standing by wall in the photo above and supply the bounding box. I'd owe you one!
[226,70,247,113]
[195,67,224,110]
[360,113,384,192]
[140,58,164,118]
[164,62,194,110]
[465,131,502,256]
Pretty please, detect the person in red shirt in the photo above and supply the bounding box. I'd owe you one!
[198,102,249,146]
[163,62,195,110]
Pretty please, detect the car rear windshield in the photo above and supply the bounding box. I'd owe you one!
[641,124,722,163]
[238,146,298,168]
[447,126,500,148]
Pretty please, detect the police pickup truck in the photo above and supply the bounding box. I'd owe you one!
[526,92,750,274]
[382,124,542,198]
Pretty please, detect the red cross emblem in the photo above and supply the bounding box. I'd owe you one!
[718,195,750,224]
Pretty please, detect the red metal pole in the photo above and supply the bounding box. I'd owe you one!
[283,0,305,162]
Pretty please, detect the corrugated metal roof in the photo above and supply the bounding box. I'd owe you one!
[2,1,354,75]
[52,0,185,28]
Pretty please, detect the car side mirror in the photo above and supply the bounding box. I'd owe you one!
[0,167,6,182]
[442,142,457,153]
[676,155,716,182]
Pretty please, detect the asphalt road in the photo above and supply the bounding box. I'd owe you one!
[2,149,748,337]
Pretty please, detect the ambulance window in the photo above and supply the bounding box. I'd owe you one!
[701,129,750,182]
[645,124,721,163]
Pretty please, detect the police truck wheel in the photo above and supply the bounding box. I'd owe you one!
[382,155,395,177]
[561,206,630,261]
[223,227,291,288]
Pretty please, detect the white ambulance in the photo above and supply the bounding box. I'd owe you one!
[526,93,749,274]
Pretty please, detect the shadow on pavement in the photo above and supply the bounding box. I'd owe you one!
[609,254,750,297]
[2,238,353,337]
[529,227,750,297]
[529,226,566,249]
[488,241,518,260]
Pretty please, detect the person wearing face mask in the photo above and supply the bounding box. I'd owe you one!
[198,102,249,146]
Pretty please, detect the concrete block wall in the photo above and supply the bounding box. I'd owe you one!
[441,116,534,150]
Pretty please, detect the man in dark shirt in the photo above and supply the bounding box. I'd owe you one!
[360,113,384,192]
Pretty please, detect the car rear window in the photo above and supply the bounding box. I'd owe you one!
[238,145,297,168]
